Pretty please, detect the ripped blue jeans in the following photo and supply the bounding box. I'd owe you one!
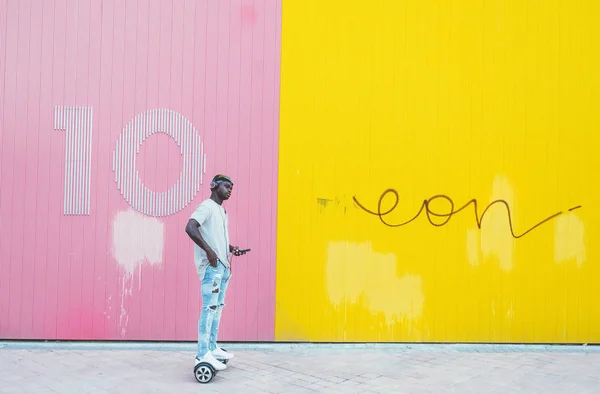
[198,261,231,359]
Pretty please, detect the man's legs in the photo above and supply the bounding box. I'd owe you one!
[197,264,226,368]
[208,266,232,356]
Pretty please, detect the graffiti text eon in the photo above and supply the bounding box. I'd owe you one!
[353,189,582,239]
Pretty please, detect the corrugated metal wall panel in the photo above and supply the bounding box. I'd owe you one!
[0,0,281,341]
[0,0,6,334]
[275,0,600,343]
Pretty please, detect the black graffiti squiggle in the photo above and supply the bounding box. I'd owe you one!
[353,189,581,239]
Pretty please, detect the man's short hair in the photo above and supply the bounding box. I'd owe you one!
[210,174,233,189]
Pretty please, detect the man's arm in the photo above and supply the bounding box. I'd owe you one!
[185,219,218,267]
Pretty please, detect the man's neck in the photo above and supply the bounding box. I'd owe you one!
[210,194,223,206]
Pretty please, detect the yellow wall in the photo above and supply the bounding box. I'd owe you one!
[275,0,600,343]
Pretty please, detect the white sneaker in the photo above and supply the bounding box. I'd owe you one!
[212,347,234,360]
[195,351,227,371]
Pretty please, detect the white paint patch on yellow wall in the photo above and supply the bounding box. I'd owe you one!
[326,241,424,325]
[554,213,586,266]
[466,176,515,271]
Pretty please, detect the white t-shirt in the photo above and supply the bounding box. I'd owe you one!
[189,198,230,277]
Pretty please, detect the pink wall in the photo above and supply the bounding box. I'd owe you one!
[0,0,281,340]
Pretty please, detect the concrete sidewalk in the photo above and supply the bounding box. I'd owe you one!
[1,342,599,393]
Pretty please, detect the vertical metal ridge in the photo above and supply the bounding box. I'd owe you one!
[170,114,176,216]
[181,117,186,211]
[71,107,76,214]
[119,126,124,194]
[133,117,137,208]
[184,116,190,208]
[81,107,87,215]
[75,107,81,215]
[151,188,155,218]
[193,128,199,192]
[130,120,135,204]
[139,113,144,151]
[160,109,166,215]
[172,114,180,215]
[59,107,67,214]
[169,109,174,138]
[121,126,126,195]
[72,108,77,215]
[148,188,152,218]
[188,122,193,201]
[152,110,158,216]
[63,107,68,215]
[197,134,202,187]
[126,121,132,204]
[146,110,150,139]
[158,191,161,218]
[122,123,127,201]
[116,133,122,189]
[174,179,179,213]
[87,107,93,215]
[151,108,156,137]
[166,115,177,216]
[166,110,173,217]
[143,183,147,216]
[131,115,137,211]
[129,120,134,204]
[81,107,86,215]
[136,114,142,211]
[64,108,70,215]
[76,107,82,215]
[142,180,146,216]
[135,172,140,214]
[198,135,202,187]
[148,111,153,216]
[201,142,204,184]
[171,112,175,145]
[66,107,73,215]
[190,123,196,197]
[73,108,78,215]
[134,114,140,210]
[146,110,153,215]
[115,139,120,184]
[140,112,148,214]
[176,110,181,145]
[167,186,172,216]
[196,129,201,191]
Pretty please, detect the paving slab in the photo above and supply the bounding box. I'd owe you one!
[1,342,599,393]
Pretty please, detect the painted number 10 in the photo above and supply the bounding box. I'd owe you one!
[54,106,207,218]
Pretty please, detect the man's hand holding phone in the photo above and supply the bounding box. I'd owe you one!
[232,247,250,257]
